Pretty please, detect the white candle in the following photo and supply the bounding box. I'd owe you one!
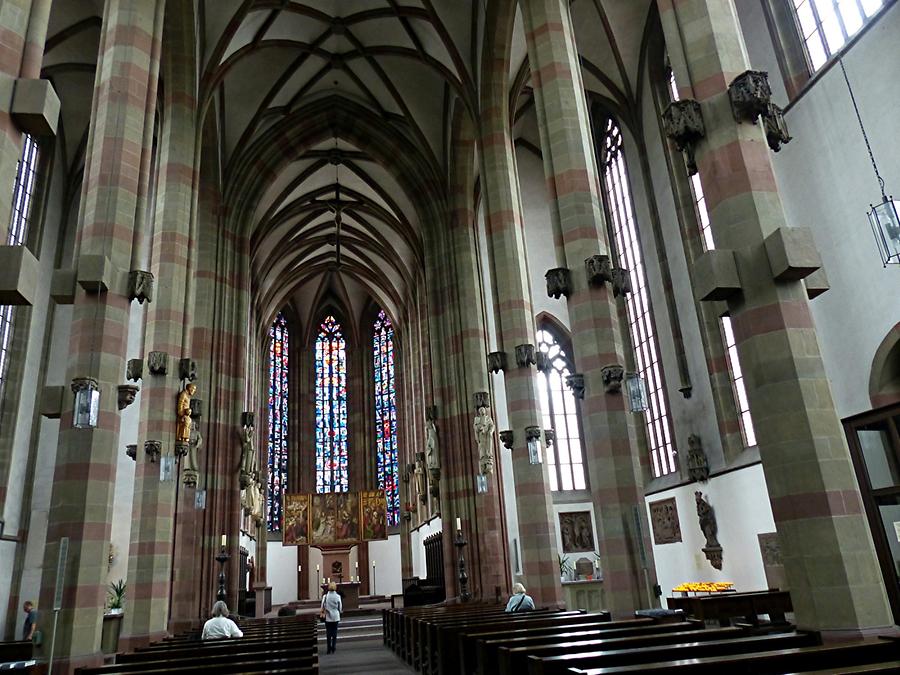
[221,534,226,547]
[372,560,376,568]
[316,564,320,572]
[355,561,359,569]
[298,564,302,573]
[456,517,462,531]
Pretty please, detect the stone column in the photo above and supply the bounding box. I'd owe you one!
[477,1,561,607]
[121,0,198,645]
[521,0,656,617]
[36,0,164,669]
[658,0,892,635]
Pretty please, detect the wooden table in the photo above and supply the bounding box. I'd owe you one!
[666,589,792,626]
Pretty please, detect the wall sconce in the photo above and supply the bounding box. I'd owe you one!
[71,377,100,428]
[625,372,649,413]
[525,426,542,465]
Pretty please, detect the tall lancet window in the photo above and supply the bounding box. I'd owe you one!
[373,309,399,526]
[600,118,677,477]
[0,134,38,407]
[267,312,289,531]
[536,326,586,491]
[316,315,348,493]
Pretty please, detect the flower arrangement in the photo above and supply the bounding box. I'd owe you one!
[672,581,734,594]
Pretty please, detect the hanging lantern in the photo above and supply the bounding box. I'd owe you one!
[475,474,488,494]
[159,454,176,482]
[869,196,900,266]
[195,489,207,510]
[71,377,100,428]
[625,372,649,413]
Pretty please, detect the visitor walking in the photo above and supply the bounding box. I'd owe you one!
[320,582,343,654]
[22,601,38,642]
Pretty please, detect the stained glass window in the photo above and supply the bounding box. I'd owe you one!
[600,118,677,477]
[267,312,289,531]
[316,315,348,493]
[536,327,586,491]
[373,309,399,526]
[0,135,38,414]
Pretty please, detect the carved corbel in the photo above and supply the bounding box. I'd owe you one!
[127,270,154,304]
[543,429,555,447]
[535,351,551,374]
[566,373,585,400]
[148,351,168,376]
[473,391,490,410]
[524,426,542,443]
[174,442,189,458]
[190,398,203,419]
[499,430,514,450]
[585,254,613,287]
[662,99,706,175]
[125,444,137,461]
[126,358,143,382]
[601,364,625,393]
[763,102,792,151]
[179,358,197,382]
[728,70,771,123]
[545,267,572,299]
[487,351,508,374]
[515,343,536,368]
[117,384,139,410]
[425,405,438,421]
[144,440,162,463]
[612,268,632,298]
[241,411,255,428]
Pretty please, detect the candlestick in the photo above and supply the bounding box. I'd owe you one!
[220,534,226,547]
[456,517,461,531]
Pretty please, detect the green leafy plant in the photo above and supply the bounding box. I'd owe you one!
[108,580,126,611]
[557,554,572,577]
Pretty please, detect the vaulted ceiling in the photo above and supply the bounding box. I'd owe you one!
[41,0,658,335]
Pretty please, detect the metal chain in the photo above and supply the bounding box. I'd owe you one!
[839,57,886,199]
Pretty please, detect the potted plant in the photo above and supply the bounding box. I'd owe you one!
[107,579,125,615]
[558,554,572,582]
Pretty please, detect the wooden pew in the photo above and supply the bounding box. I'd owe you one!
[490,621,708,675]
[565,637,900,674]
[666,590,791,627]
[526,630,819,675]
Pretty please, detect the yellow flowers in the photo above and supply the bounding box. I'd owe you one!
[672,582,734,593]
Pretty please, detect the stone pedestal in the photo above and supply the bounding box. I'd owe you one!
[562,579,605,612]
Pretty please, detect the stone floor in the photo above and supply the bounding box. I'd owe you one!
[317,614,414,674]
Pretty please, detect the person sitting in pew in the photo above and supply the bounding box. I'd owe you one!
[505,583,535,613]
[201,601,244,640]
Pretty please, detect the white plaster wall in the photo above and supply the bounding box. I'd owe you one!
[266,540,299,606]
[368,533,402,596]
[647,464,776,605]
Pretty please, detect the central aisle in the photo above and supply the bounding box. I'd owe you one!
[318,614,415,674]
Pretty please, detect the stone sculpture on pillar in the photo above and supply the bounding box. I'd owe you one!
[414,452,426,505]
[240,421,257,489]
[183,422,202,487]
[474,406,496,476]
[425,416,440,472]
[695,491,723,570]
[175,382,197,454]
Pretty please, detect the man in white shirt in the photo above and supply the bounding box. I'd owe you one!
[201,601,244,640]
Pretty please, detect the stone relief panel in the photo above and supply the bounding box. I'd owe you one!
[559,511,595,553]
[649,497,682,545]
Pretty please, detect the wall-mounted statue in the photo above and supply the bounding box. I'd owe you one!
[250,477,263,526]
[414,452,426,504]
[425,416,440,471]
[183,422,202,487]
[474,405,496,476]
[175,383,197,446]
[240,421,257,488]
[695,491,723,570]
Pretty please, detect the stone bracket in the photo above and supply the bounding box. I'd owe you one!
[39,385,65,419]
[728,70,771,123]
[662,99,706,175]
[50,268,76,304]
[764,226,821,281]
[585,254,613,287]
[601,364,624,393]
[77,254,119,294]
[11,78,60,137]
[126,358,143,382]
[148,351,169,375]
[179,357,197,381]
[763,102,792,152]
[612,267,632,298]
[515,343,536,368]
[499,430,513,449]
[545,267,572,299]
[0,245,40,305]
[487,351,508,374]
[145,440,162,463]
[117,384,139,410]
[804,267,830,299]
[125,444,137,461]
[695,249,742,301]
[544,429,555,446]
[473,392,489,410]
[524,425,542,442]
[128,270,154,304]
[566,373,585,400]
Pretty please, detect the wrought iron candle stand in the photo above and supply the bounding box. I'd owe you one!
[454,529,471,602]
[215,545,230,603]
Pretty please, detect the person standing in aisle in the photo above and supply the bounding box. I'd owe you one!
[320,582,343,654]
